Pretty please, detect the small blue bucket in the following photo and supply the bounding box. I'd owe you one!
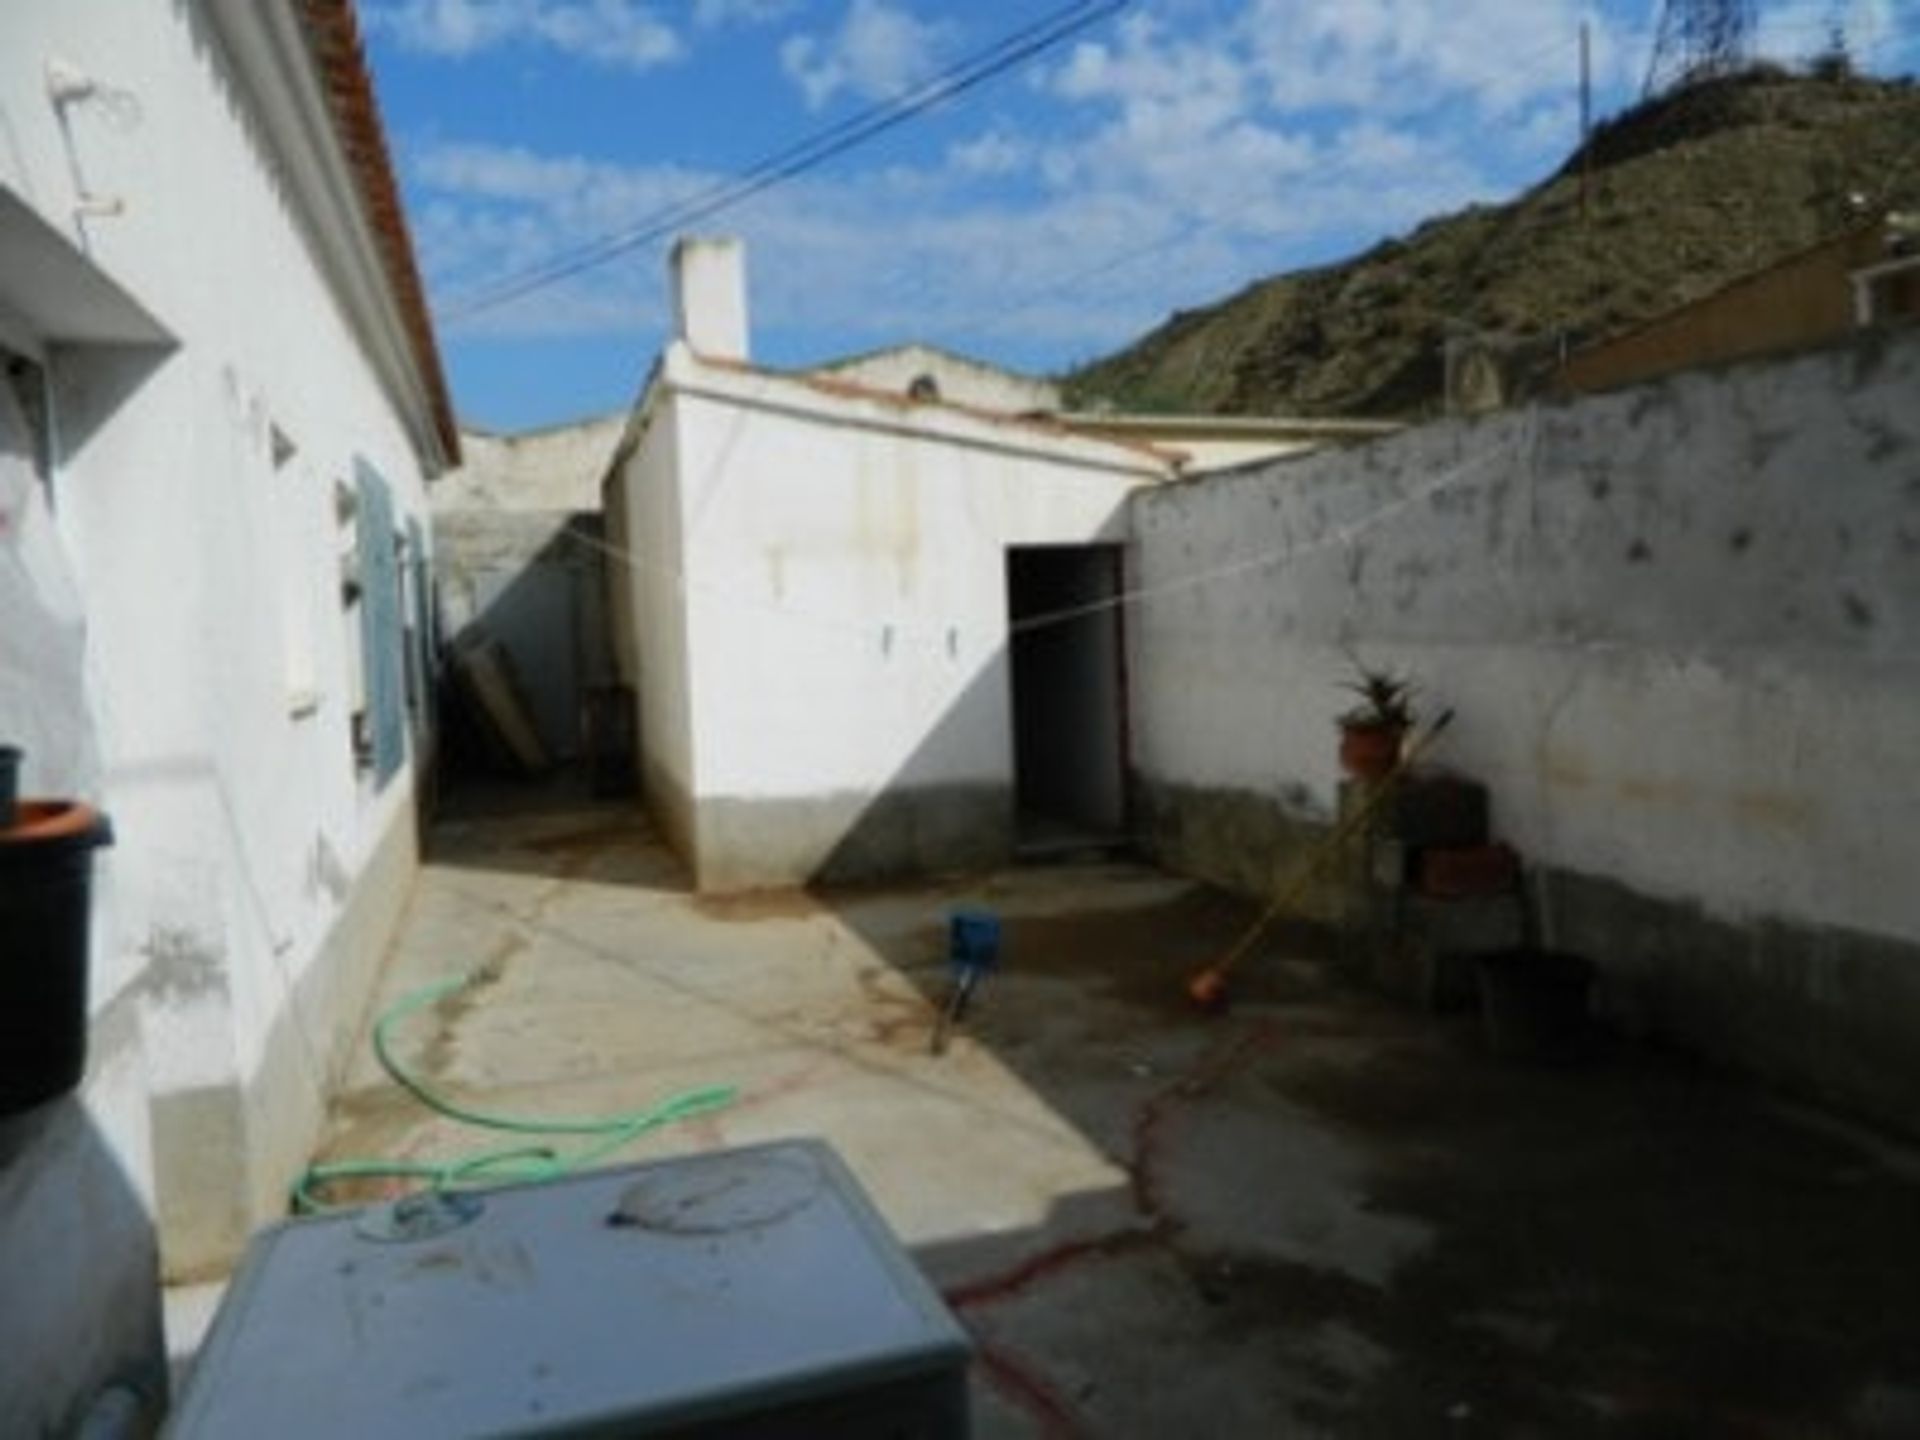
[948,909,1001,974]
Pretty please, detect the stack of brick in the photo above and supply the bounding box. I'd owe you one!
[1342,771,1528,1010]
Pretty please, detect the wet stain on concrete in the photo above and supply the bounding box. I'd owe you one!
[852,962,939,1052]
[1263,1036,1920,1436]
[1841,590,1875,629]
[951,888,1337,1016]
[1859,417,1906,463]
[415,935,522,1076]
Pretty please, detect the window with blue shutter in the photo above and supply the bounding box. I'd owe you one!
[354,459,407,788]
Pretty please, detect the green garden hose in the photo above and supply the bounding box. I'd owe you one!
[292,972,737,1213]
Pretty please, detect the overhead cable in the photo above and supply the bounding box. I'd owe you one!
[444,0,1129,320]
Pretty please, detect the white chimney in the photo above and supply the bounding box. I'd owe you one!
[670,236,748,362]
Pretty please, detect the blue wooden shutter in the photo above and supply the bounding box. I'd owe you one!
[405,515,433,738]
[355,459,407,788]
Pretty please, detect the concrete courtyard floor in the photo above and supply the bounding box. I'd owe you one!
[309,788,1920,1438]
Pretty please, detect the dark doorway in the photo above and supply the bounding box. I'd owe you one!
[1006,545,1126,849]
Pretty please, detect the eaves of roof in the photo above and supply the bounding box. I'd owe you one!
[296,0,459,467]
[690,351,1183,473]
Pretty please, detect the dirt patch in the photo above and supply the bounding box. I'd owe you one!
[521,825,631,854]
[849,962,942,1054]
[688,888,827,922]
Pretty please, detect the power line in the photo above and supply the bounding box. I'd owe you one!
[444,1,1129,322]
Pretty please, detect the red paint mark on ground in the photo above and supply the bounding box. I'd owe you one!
[974,1340,1093,1440]
[941,1020,1281,1431]
[943,1227,1165,1310]
[1131,1020,1277,1218]
[949,1018,1278,1308]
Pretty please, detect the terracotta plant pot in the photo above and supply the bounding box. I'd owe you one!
[1338,721,1407,780]
[0,799,114,1114]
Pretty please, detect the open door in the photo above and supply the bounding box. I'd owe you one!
[1006,544,1126,850]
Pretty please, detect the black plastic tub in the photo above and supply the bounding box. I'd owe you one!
[0,801,113,1114]
[1476,948,1595,1064]
[0,745,19,828]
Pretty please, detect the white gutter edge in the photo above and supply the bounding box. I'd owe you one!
[661,344,1177,483]
[201,0,451,475]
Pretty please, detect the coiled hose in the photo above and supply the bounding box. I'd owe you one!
[292,972,736,1212]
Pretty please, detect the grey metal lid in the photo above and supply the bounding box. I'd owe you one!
[170,1139,970,1438]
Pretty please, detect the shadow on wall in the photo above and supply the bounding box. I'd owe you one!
[0,1093,166,1432]
[437,514,613,782]
[45,344,175,462]
[806,655,1015,888]
[695,546,1129,891]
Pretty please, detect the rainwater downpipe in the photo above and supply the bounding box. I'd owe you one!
[41,356,63,515]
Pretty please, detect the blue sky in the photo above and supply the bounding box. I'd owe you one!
[360,0,1920,431]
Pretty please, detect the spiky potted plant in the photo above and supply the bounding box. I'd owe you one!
[1337,662,1414,780]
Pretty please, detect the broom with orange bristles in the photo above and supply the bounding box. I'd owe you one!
[1187,710,1454,1013]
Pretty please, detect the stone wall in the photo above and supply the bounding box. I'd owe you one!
[434,418,626,762]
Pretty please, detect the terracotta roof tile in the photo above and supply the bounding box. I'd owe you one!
[695,354,1181,469]
[296,0,460,466]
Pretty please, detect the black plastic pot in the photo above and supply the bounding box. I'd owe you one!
[0,800,113,1114]
[1476,948,1595,1064]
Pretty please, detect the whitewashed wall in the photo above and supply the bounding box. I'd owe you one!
[0,3,442,1424]
[435,416,625,512]
[618,344,1164,889]
[609,383,700,860]
[1130,328,1920,1131]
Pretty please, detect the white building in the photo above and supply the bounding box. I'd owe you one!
[811,342,1066,414]
[0,1,454,1427]
[605,239,1177,891]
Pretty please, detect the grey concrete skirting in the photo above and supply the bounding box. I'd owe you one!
[1139,775,1920,1140]
[1134,777,1343,923]
[153,800,420,1280]
[1542,866,1920,1140]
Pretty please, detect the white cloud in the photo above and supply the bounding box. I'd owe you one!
[692,0,798,25]
[407,1,1724,371]
[1060,0,1613,124]
[410,136,1183,347]
[366,0,682,69]
[780,0,955,110]
[947,131,1031,177]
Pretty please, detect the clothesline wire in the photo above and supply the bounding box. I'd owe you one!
[552,425,1524,652]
